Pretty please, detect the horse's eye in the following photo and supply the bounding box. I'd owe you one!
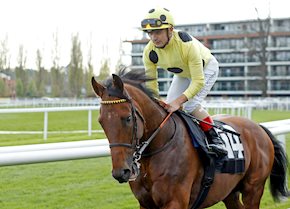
[126,116,132,123]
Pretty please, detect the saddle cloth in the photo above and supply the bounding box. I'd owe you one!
[176,110,245,174]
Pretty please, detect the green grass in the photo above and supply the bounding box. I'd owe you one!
[0,158,138,209]
[0,110,105,146]
[252,109,290,122]
[0,109,290,208]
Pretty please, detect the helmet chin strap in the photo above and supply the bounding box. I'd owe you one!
[156,28,172,49]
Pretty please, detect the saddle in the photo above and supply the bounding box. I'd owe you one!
[175,110,245,209]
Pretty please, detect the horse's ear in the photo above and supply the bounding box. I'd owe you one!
[91,77,105,97]
[112,74,124,92]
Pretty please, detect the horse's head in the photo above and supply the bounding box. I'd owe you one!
[91,73,147,183]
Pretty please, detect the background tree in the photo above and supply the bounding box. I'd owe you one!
[0,78,6,96]
[27,80,37,97]
[97,59,110,81]
[68,33,83,97]
[0,35,10,71]
[0,36,10,97]
[245,8,271,97]
[15,78,24,97]
[84,36,95,97]
[50,30,63,97]
[35,49,46,97]
[115,58,126,75]
[15,45,28,97]
[114,39,126,73]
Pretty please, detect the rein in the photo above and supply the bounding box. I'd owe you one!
[101,98,173,156]
[134,112,173,158]
[101,97,174,181]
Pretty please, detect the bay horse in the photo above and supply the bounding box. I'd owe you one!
[91,69,289,209]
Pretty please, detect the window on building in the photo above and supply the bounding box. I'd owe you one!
[274,37,290,47]
[248,80,263,90]
[132,56,143,66]
[158,81,171,92]
[271,80,290,90]
[215,53,244,63]
[214,81,244,91]
[219,67,244,77]
[212,39,244,50]
[247,21,259,32]
[246,53,260,62]
[156,68,174,79]
[247,66,264,76]
[214,24,225,30]
[276,20,284,27]
[271,66,290,76]
[275,51,290,61]
[157,68,166,78]
[132,44,147,53]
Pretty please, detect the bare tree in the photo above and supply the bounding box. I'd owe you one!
[84,34,95,97]
[245,8,271,97]
[0,35,10,97]
[15,45,28,97]
[50,30,64,97]
[97,59,110,81]
[35,49,46,96]
[0,35,10,70]
[115,39,126,72]
[68,33,83,97]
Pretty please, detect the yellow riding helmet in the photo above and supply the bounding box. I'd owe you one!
[141,7,174,31]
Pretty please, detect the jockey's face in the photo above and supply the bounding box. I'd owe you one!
[147,28,173,48]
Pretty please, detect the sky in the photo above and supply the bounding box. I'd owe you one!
[0,0,289,74]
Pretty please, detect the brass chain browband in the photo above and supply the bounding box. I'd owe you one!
[100,99,127,105]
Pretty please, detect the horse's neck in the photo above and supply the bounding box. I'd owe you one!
[135,94,177,157]
[143,101,166,130]
[126,86,166,131]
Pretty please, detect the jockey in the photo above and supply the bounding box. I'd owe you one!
[141,7,227,157]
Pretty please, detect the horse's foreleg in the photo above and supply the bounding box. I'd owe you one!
[223,191,244,209]
[162,201,186,209]
[241,183,265,209]
[139,201,183,209]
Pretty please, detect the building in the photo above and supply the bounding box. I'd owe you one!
[126,17,290,97]
[0,72,16,98]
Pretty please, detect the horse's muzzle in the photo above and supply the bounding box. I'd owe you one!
[112,168,131,183]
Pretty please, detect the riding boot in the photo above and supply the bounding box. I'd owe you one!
[205,127,228,157]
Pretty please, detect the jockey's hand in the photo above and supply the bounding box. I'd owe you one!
[165,101,182,113]
[157,99,168,109]
[165,94,188,113]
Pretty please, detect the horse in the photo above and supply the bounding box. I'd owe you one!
[91,69,289,209]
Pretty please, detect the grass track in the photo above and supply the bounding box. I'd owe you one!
[0,109,290,208]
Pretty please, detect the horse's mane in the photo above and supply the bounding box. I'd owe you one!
[102,67,157,100]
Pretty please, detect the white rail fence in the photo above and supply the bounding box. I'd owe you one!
[0,106,100,140]
[0,98,100,108]
[0,120,289,167]
[1,97,290,111]
[0,104,253,140]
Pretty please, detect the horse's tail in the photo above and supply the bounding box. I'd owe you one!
[259,124,289,201]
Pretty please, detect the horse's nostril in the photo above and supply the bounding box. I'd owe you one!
[112,168,131,183]
[123,168,131,178]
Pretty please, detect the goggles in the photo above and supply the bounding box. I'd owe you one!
[141,18,168,29]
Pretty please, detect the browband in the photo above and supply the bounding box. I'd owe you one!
[100,99,127,105]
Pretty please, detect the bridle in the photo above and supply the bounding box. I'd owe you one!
[101,97,142,150]
[100,96,174,180]
[100,97,173,152]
